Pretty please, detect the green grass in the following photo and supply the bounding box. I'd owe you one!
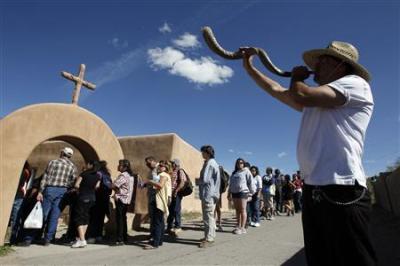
[0,245,14,257]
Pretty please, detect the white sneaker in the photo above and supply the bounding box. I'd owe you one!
[241,228,247,234]
[233,228,242,235]
[71,240,87,248]
[250,221,255,227]
[254,222,260,227]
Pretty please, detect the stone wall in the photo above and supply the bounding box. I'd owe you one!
[374,168,400,216]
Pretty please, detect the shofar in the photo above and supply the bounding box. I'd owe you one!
[202,26,294,77]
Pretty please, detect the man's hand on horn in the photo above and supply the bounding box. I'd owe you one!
[291,66,311,81]
[240,47,258,70]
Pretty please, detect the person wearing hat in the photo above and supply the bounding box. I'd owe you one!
[28,147,77,246]
[241,42,376,266]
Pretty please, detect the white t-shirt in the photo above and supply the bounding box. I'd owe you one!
[297,75,374,188]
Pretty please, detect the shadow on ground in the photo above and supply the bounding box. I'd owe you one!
[281,248,307,266]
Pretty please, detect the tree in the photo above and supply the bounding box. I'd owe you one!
[386,157,400,172]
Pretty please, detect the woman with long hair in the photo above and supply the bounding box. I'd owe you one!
[227,158,255,234]
[87,160,112,242]
[249,166,262,227]
[111,159,134,246]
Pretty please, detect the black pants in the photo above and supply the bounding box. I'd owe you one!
[302,184,377,266]
[87,194,110,238]
[150,201,164,247]
[115,200,128,242]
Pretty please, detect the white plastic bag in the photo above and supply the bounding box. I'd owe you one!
[23,201,43,229]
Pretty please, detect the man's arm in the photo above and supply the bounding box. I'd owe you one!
[289,66,346,108]
[241,48,304,112]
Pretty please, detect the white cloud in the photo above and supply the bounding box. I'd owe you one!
[244,151,253,155]
[172,33,200,49]
[109,37,128,49]
[228,149,235,153]
[159,22,172,33]
[147,46,233,86]
[147,47,185,68]
[278,152,287,158]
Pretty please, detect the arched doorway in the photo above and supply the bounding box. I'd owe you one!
[0,103,124,245]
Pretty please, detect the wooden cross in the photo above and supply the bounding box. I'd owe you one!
[61,64,96,105]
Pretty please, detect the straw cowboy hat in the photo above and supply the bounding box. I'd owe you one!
[303,41,371,81]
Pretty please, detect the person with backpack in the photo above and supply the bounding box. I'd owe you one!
[215,166,229,231]
[166,158,187,236]
[86,160,112,243]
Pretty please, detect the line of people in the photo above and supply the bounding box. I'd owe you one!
[7,145,303,250]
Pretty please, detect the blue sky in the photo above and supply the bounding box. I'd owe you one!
[1,0,399,176]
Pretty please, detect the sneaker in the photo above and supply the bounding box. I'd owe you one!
[254,222,260,227]
[250,221,255,227]
[270,216,275,221]
[111,241,125,246]
[233,228,242,235]
[86,238,96,244]
[71,240,87,248]
[198,240,214,248]
[16,241,31,247]
[217,224,223,231]
[43,239,51,246]
[241,228,247,234]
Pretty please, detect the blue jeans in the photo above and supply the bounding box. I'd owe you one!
[9,197,24,243]
[249,195,260,223]
[167,195,182,229]
[42,186,67,241]
[150,201,165,247]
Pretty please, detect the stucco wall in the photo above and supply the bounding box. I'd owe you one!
[119,133,207,213]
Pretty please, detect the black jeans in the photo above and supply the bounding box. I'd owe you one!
[302,184,377,266]
[87,194,110,238]
[115,200,128,242]
[150,201,164,247]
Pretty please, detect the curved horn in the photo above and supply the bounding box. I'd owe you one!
[202,26,309,78]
